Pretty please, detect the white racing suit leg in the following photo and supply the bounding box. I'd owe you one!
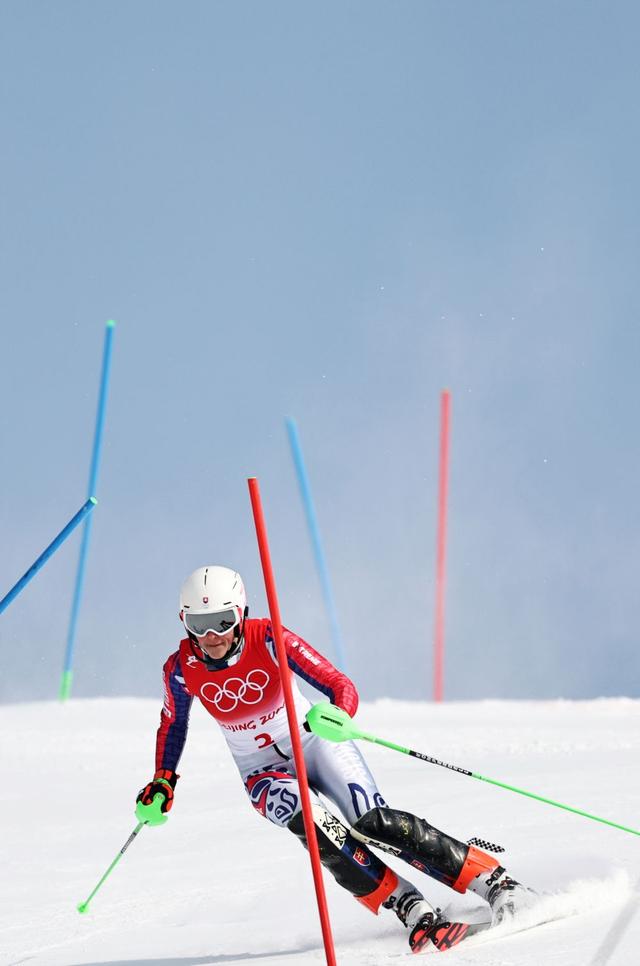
[238,730,418,915]
[240,729,385,826]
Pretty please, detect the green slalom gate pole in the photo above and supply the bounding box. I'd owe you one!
[77,794,166,914]
[305,703,640,839]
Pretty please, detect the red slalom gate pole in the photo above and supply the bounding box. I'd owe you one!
[433,390,451,703]
[248,477,338,966]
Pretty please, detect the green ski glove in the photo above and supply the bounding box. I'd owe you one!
[135,769,178,826]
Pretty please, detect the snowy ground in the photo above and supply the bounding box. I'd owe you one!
[3,697,640,966]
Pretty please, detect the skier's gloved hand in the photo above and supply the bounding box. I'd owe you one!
[135,769,178,826]
[305,702,354,740]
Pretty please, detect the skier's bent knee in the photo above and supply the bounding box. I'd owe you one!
[287,805,398,912]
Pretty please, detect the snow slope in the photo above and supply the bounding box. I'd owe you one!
[3,697,639,966]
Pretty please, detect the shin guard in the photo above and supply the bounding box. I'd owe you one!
[351,807,498,893]
[288,804,398,913]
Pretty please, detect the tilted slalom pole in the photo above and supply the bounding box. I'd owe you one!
[285,417,348,672]
[248,477,338,966]
[61,319,116,701]
[305,703,640,839]
[77,793,165,913]
[0,498,98,616]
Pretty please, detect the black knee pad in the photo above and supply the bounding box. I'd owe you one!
[351,807,468,887]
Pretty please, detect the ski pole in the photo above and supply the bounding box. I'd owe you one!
[77,822,144,913]
[305,703,640,839]
[77,793,165,914]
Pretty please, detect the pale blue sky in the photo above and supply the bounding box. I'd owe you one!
[1,1,639,702]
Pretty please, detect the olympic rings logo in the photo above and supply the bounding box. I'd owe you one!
[200,669,270,713]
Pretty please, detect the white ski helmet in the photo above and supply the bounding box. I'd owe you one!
[179,566,247,640]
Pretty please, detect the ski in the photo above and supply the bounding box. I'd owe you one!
[409,899,575,954]
[410,917,492,953]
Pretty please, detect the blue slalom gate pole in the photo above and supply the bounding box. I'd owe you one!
[60,320,116,700]
[285,417,348,673]
[0,498,98,616]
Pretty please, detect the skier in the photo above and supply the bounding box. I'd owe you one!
[137,566,532,953]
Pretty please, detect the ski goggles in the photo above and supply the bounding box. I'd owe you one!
[184,608,240,638]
